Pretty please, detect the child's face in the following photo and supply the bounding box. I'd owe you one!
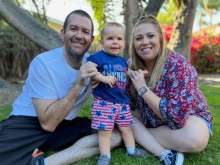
[101,26,125,56]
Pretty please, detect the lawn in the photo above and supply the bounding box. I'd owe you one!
[0,85,219,165]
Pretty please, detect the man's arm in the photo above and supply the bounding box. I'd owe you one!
[33,62,98,132]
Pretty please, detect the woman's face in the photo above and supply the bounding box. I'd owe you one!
[133,23,160,63]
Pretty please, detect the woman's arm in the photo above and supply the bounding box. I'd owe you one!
[129,69,163,119]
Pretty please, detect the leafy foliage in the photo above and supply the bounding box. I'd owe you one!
[86,0,107,32]
[158,1,178,26]
[198,0,220,29]
[191,32,220,73]
[0,19,44,78]
[162,25,220,73]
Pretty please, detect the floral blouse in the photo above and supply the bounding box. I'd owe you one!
[128,51,213,129]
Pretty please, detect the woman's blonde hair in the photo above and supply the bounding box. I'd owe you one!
[128,15,170,97]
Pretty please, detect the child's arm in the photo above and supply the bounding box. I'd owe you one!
[93,73,117,88]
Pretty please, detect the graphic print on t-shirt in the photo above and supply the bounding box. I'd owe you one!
[101,64,127,90]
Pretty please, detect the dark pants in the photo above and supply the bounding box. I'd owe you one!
[0,115,92,165]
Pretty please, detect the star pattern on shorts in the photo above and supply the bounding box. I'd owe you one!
[107,114,113,121]
[130,120,134,125]
[95,110,102,117]
[122,105,128,112]
[120,115,126,120]
[99,100,107,107]
[97,123,106,130]
[111,107,117,114]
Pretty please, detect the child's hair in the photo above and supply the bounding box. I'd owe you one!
[100,22,125,39]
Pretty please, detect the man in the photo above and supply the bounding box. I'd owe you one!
[0,10,122,165]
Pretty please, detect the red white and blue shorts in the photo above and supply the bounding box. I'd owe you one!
[91,97,133,131]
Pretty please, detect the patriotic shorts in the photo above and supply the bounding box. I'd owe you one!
[91,98,133,130]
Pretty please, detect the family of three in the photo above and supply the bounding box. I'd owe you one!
[0,9,213,165]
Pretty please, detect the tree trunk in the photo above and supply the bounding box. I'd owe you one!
[141,0,165,17]
[167,0,199,59]
[123,0,139,60]
[0,0,63,50]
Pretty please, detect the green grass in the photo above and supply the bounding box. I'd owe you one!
[0,105,11,120]
[0,85,219,165]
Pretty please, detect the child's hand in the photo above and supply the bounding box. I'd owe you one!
[104,76,117,88]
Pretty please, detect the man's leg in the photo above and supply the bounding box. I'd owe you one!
[0,116,51,165]
[39,117,92,151]
[46,129,122,165]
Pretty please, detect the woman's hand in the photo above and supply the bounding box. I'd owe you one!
[129,69,148,91]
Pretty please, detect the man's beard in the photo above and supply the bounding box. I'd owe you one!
[67,46,84,63]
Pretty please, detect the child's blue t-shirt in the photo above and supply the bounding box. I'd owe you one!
[87,50,130,104]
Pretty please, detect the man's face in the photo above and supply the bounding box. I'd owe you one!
[61,14,94,61]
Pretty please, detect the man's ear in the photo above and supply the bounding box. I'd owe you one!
[60,28,65,41]
[91,35,95,43]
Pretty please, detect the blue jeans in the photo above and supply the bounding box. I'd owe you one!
[199,117,213,135]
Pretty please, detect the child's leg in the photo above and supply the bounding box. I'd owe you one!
[119,126,147,157]
[118,126,136,154]
[98,130,112,155]
[118,126,135,148]
[115,103,135,150]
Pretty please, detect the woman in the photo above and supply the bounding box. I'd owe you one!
[127,15,213,165]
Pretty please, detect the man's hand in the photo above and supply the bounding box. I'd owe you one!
[76,62,99,86]
[33,62,99,132]
[91,79,99,89]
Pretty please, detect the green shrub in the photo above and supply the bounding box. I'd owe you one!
[163,26,220,74]
[191,32,220,73]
